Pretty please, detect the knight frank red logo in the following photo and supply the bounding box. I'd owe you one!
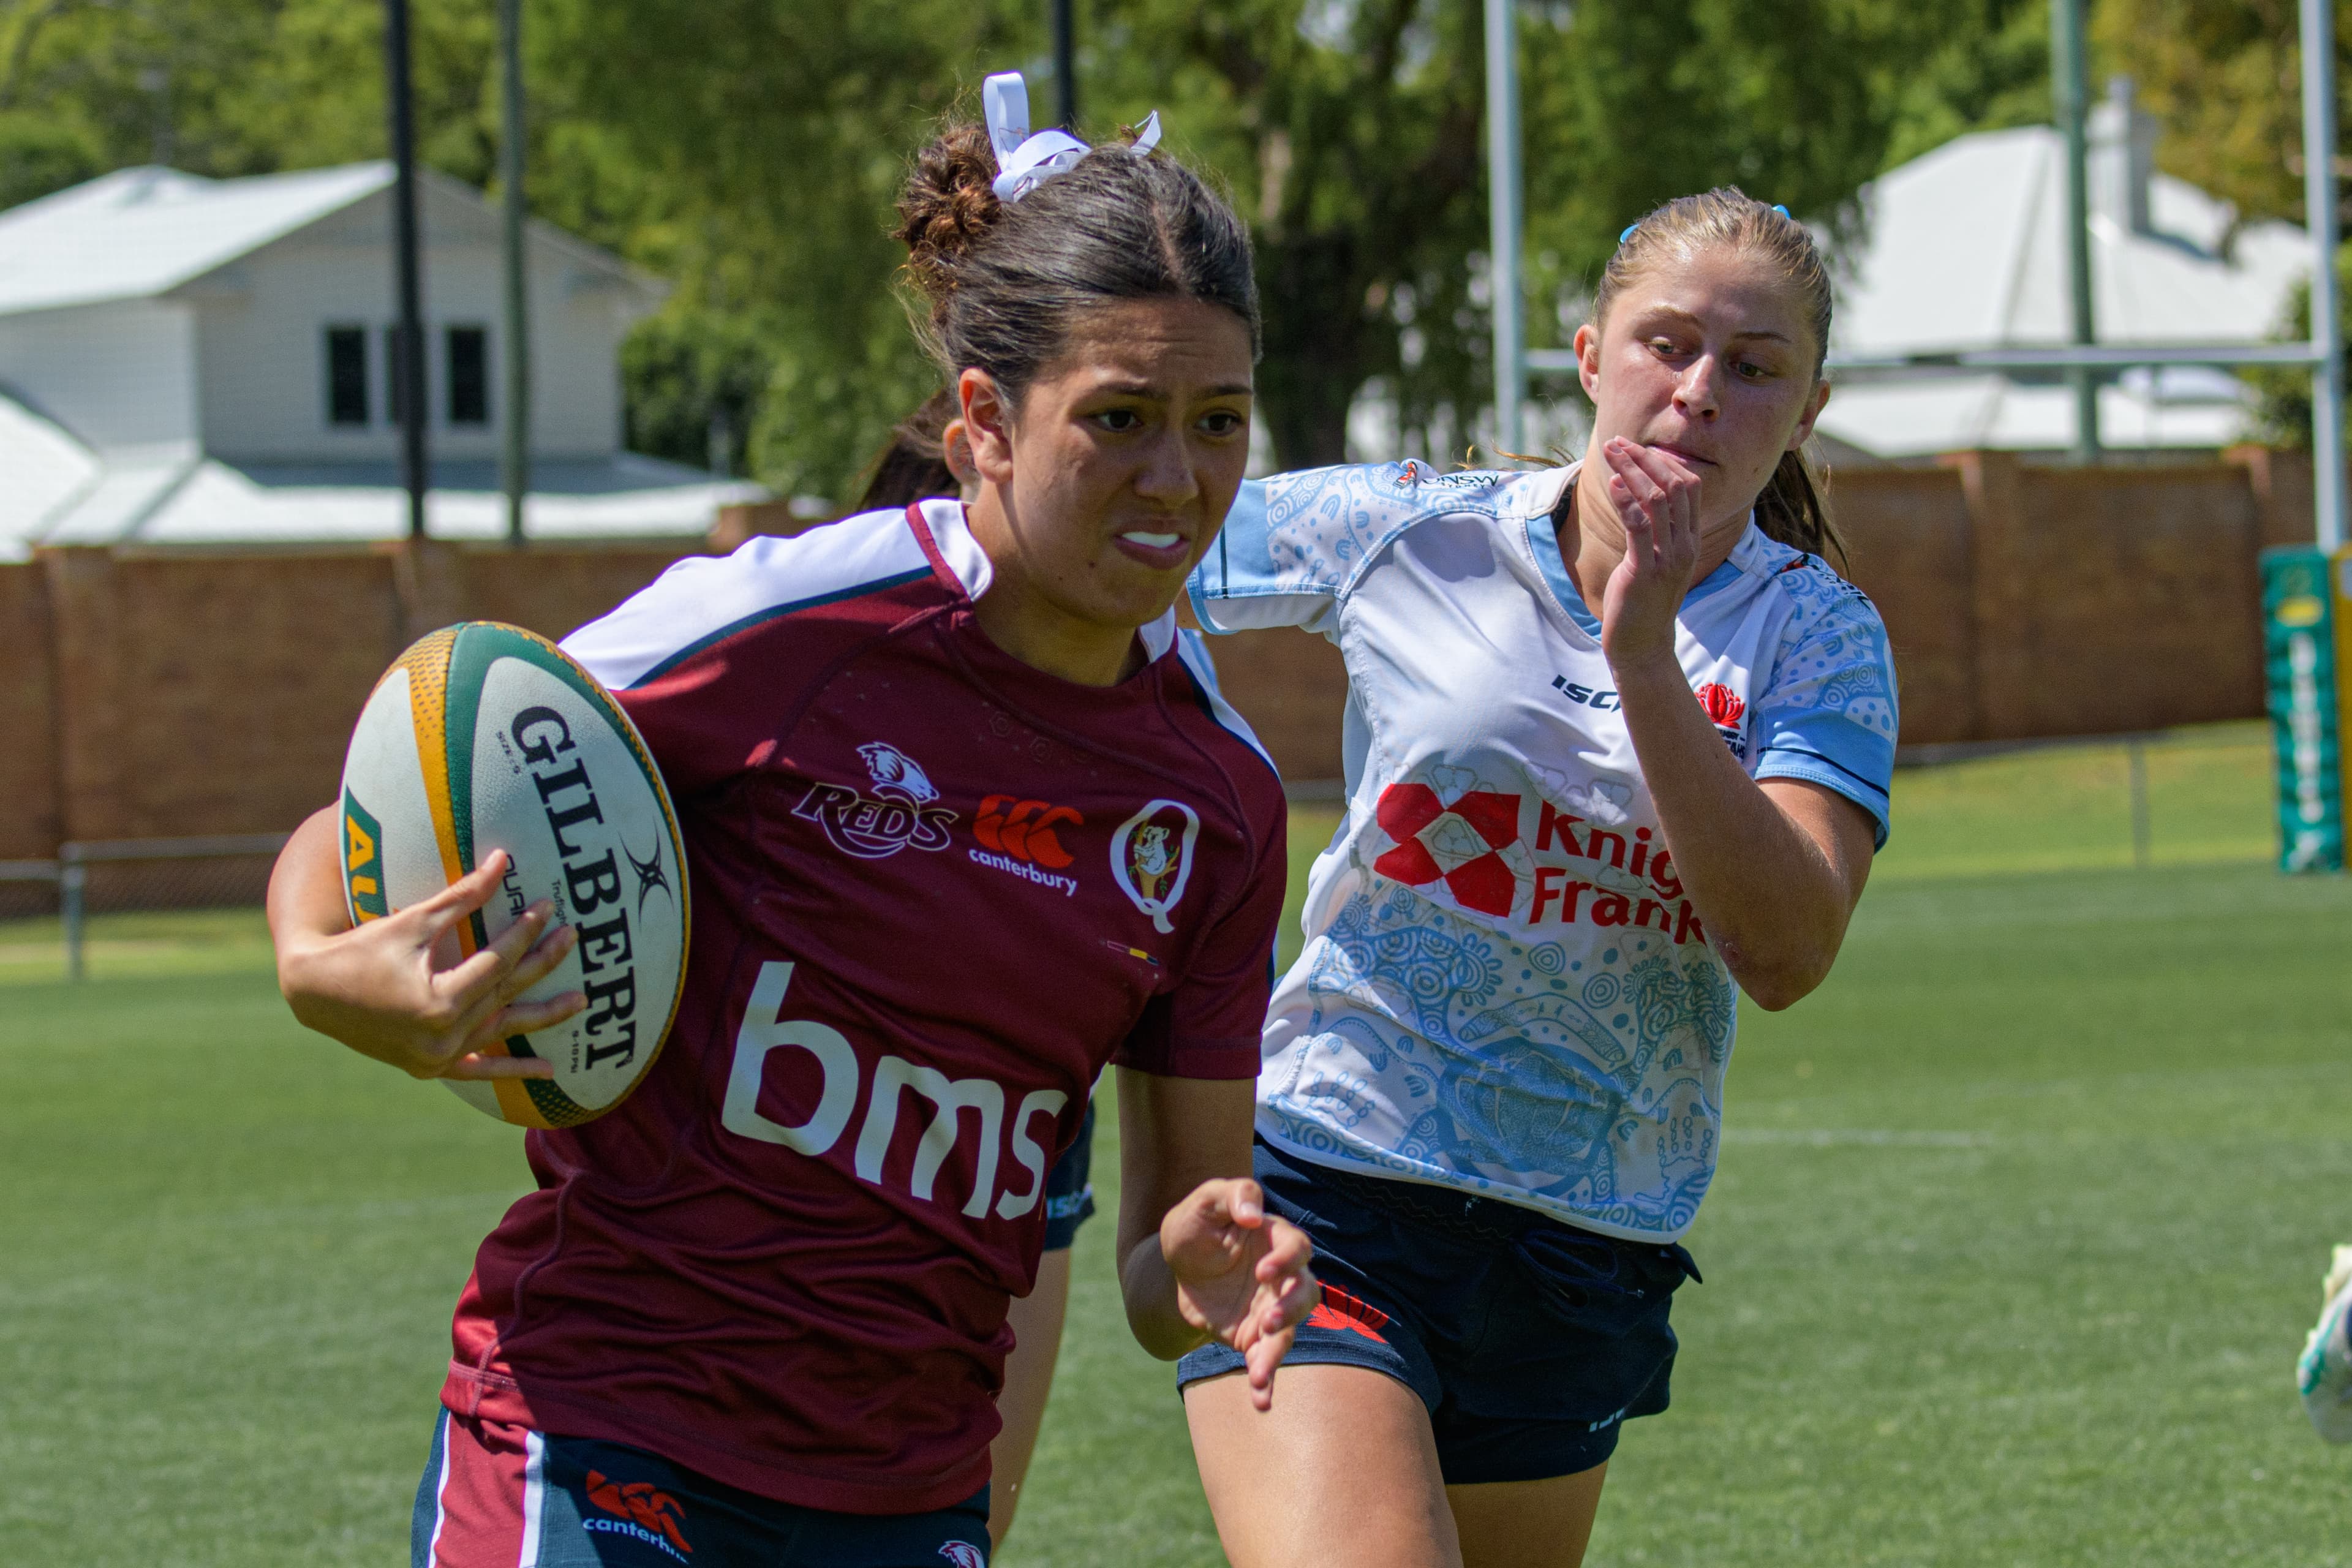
[1373,777,1525,917]
[1694,682,1749,758]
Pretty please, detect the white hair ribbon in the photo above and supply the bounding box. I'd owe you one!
[982,70,1163,203]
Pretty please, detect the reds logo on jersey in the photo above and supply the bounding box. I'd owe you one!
[794,741,956,859]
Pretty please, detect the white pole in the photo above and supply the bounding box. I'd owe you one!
[1485,0,1525,457]
[498,0,529,548]
[2304,0,2345,552]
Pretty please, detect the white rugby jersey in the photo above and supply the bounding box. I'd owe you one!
[1189,461,1898,1242]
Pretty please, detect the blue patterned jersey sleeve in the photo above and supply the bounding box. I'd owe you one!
[1189,462,1429,637]
[1751,575,1900,849]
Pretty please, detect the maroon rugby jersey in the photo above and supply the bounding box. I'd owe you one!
[438,500,1287,1513]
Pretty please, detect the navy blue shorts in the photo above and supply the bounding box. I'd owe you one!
[1177,1139,1699,1485]
[412,1409,991,1567]
[1041,1097,1096,1252]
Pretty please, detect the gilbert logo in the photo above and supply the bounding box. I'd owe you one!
[583,1470,692,1561]
[1694,682,1748,758]
[794,742,956,859]
[1112,799,1200,933]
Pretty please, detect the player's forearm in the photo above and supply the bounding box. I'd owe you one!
[1611,652,1851,1008]
[1118,1235,1215,1360]
[269,807,353,999]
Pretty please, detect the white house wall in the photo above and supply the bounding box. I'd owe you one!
[0,297,198,451]
[190,181,647,464]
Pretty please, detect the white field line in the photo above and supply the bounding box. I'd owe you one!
[1723,1128,1997,1149]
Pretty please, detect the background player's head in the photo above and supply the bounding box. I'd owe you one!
[1576,188,1846,569]
[851,388,978,514]
[895,113,1259,634]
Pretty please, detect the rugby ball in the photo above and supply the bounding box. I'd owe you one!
[337,622,689,1128]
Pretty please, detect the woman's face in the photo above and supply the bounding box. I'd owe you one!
[961,296,1254,633]
[1575,243,1831,535]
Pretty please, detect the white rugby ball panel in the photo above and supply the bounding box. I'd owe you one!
[341,664,454,929]
[338,622,690,1129]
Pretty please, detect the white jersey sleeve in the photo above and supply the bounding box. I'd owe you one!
[1746,562,1900,847]
[1189,462,1442,638]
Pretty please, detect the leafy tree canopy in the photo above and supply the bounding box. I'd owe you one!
[11,1,2332,490]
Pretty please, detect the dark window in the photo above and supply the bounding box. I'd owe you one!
[325,326,368,426]
[447,325,489,426]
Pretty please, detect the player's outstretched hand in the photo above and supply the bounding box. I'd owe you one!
[1597,435,1703,671]
[275,845,581,1082]
[1161,1178,1319,1412]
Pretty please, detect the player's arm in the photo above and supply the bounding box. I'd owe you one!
[1597,439,1879,1009]
[267,804,581,1080]
[1114,1070,1317,1412]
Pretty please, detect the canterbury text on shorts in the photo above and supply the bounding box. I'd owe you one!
[1176,1138,1700,1485]
[1041,1097,1098,1252]
[412,1409,993,1568]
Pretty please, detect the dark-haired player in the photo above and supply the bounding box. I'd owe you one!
[270,75,1313,1567]
[843,389,1112,1550]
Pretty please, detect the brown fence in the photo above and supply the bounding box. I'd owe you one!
[0,448,2317,886]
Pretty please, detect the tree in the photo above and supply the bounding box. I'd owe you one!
[529,0,1032,500]
[1084,0,2030,470]
[2090,0,2352,226]
[0,0,2052,496]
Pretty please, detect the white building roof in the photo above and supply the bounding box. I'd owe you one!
[0,391,761,560]
[0,161,657,319]
[1819,112,2310,459]
[0,164,396,316]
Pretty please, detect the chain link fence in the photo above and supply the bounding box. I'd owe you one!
[0,834,288,980]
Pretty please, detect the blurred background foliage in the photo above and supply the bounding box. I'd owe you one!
[1,0,2346,498]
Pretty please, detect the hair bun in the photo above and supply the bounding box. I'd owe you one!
[895,123,1002,314]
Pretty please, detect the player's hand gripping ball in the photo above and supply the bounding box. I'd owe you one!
[338,622,688,1127]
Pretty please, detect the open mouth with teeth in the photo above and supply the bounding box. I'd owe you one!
[1120,530,1182,548]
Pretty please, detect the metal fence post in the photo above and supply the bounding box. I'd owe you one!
[61,858,86,982]
[2127,739,2152,869]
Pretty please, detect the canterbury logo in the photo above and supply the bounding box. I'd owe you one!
[975,796,1082,868]
[583,1470,692,1558]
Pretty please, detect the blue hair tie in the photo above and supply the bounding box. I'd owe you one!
[1772,203,1790,219]
[1618,223,1638,244]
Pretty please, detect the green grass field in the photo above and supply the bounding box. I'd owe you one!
[4,722,2347,1565]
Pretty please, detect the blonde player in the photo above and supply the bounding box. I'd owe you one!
[1177,190,1898,1567]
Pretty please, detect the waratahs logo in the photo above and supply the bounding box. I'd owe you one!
[1694,682,1749,758]
[793,741,957,860]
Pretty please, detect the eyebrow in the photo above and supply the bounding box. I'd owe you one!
[1091,379,1256,399]
[1635,306,1796,345]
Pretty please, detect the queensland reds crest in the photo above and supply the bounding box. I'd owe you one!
[1111,799,1200,933]
[938,1544,987,1568]
[792,741,957,859]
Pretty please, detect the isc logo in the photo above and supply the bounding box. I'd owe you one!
[720,962,1069,1219]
